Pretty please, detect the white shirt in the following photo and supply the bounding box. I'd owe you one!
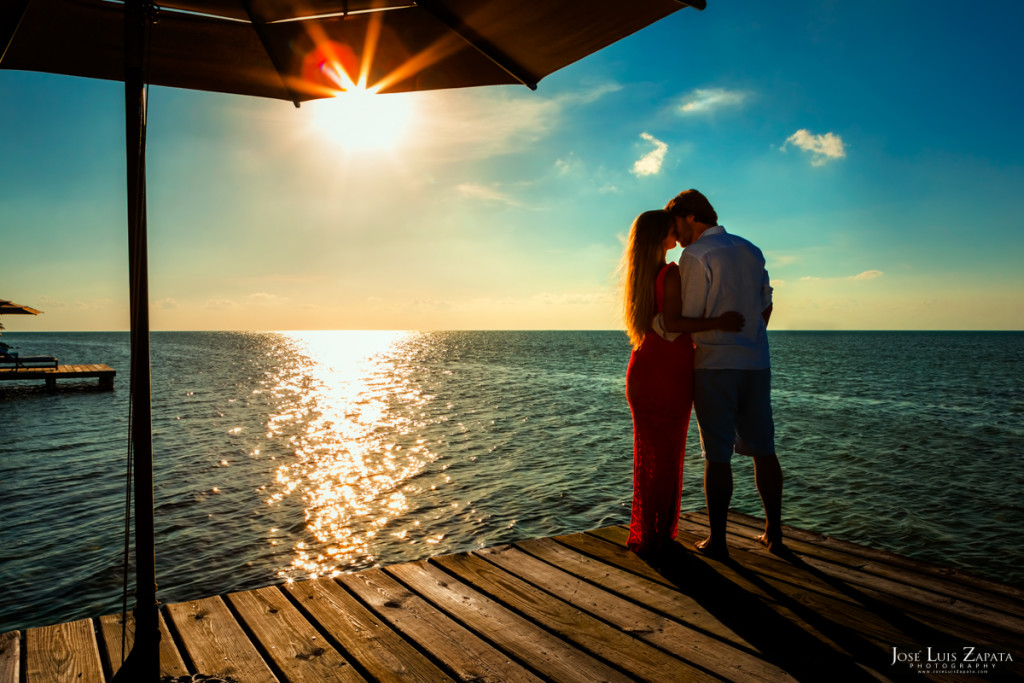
[679,225,773,370]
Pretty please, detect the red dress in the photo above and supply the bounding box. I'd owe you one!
[626,263,694,554]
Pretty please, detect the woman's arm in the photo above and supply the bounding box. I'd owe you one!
[661,264,745,333]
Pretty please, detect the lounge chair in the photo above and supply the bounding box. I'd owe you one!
[0,350,58,369]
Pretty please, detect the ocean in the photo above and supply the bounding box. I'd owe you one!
[1,330,1022,633]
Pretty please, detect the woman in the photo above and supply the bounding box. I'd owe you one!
[621,210,743,555]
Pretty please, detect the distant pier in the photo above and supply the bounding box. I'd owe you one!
[0,364,115,390]
[2,510,1021,681]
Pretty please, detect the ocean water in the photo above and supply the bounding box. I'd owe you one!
[1,330,1022,633]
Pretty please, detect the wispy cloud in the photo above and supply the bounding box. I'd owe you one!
[532,291,614,306]
[783,129,846,166]
[73,298,114,311]
[455,182,524,207]
[678,88,750,115]
[206,299,238,310]
[801,270,883,282]
[632,132,668,177]
[402,83,621,164]
[155,298,180,310]
[246,292,290,307]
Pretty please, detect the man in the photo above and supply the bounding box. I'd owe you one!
[664,189,783,555]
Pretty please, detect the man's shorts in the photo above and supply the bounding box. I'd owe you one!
[693,368,775,464]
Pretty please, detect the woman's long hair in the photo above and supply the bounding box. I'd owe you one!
[620,210,674,349]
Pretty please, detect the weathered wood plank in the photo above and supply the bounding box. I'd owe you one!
[388,560,633,683]
[0,631,19,683]
[516,536,759,649]
[24,619,104,683]
[227,586,363,682]
[582,526,894,679]
[552,530,676,587]
[594,524,1024,679]
[673,517,1024,637]
[339,568,542,683]
[711,511,1024,616]
[477,543,795,682]
[434,551,714,681]
[670,522,1024,660]
[165,596,277,682]
[284,578,450,681]
[97,611,188,678]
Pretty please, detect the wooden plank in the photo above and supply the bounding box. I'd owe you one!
[593,524,1024,679]
[227,586,364,682]
[582,526,896,678]
[339,568,542,683]
[516,536,760,649]
[24,619,104,683]
[710,511,1024,616]
[0,631,19,683]
[433,551,713,681]
[671,523,1024,662]
[285,577,452,682]
[724,509,1024,606]
[552,530,677,587]
[388,560,634,683]
[165,596,278,682]
[673,517,1024,637]
[97,611,188,678]
[477,543,796,682]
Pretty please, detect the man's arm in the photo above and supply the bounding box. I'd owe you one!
[761,267,773,327]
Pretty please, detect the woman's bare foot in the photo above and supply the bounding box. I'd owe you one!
[755,532,786,554]
[694,536,729,558]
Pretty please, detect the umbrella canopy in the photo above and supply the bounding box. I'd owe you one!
[0,299,43,330]
[0,299,42,315]
[2,1,706,678]
[2,0,703,104]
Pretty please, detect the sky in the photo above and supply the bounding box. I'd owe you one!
[2,1,1023,332]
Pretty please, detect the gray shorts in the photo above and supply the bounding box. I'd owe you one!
[693,369,775,463]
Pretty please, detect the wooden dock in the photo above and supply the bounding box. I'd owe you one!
[0,364,115,390]
[2,510,1022,682]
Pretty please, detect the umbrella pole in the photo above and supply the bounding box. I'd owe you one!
[111,0,159,679]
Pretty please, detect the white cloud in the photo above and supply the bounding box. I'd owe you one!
[73,298,114,311]
[246,292,290,307]
[800,270,883,282]
[554,155,577,175]
[37,296,67,309]
[678,88,750,114]
[455,182,524,207]
[155,298,180,310]
[206,299,238,310]
[783,129,846,166]
[770,279,786,288]
[632,132,668,177]
[532,291,614,306]
[598,183,620,194]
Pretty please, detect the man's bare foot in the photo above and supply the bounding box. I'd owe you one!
[694,536,729,558]
[755,532,787,554]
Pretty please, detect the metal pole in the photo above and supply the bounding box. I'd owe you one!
[112,0,159,678]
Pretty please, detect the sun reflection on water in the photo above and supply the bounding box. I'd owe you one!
[264,331,436,580]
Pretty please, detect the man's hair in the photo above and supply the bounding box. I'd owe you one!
[665,189,718,226]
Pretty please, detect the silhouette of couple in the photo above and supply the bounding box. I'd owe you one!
[621,189,783,558]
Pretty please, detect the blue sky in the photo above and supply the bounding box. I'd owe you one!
[2,1,1023,331]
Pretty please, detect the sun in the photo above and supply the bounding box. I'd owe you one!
[310,88,416,151]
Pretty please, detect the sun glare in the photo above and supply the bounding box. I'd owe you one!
[311,88,416,151]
